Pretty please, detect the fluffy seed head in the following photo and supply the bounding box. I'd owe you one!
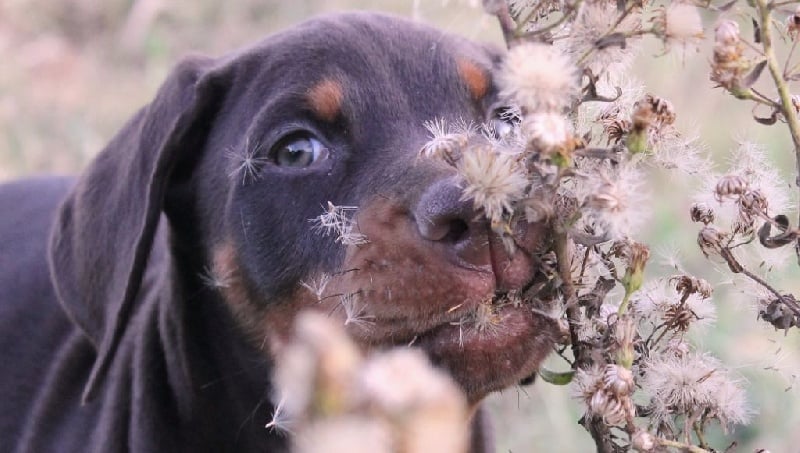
[523,112,573,155]
[643,352,750,429]
[499,42,579,112]
[654,3,704,50]
[457,146,528,222]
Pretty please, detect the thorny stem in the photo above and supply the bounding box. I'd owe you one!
[754,0,800,256]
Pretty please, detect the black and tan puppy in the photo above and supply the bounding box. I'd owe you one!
[0,12,556,452]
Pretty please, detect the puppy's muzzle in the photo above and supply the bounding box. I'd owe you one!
[413,176,533,291]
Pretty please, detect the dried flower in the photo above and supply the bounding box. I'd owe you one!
[603,364,634,396]
[572,365,632,425]
[643,352,750,429]
[631,429,656,452]
[457,145,528,222]
[690,203,715,225]
[561,2,642,79]
[522,112,574,158]
[697,225,725,257]
[499,42,579,113]
[710,20,748,92]
[652,3,704,52]
[419,118,470,163]
[714,174,749,201]
[788,6,800,39]
[737,189,768,216]
[671,275,713,299]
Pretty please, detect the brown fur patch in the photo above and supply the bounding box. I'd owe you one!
[212,241,321,357]
[456,58,488,100]
[306,78,344,122]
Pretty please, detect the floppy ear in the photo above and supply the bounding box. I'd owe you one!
[48,55,224,403]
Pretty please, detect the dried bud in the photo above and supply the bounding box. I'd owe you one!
[671,275,713,299]
[759,296,800,331]
[603,364,634,396]
[601,116,631,145]
[590,390,627,425]
[632,429,656,452]
[614,315,637,368]
[586,181,626,212]
[711,20,747,91]
[715,19,741,46]
[788,6,800,39]
[690,203,715,224]
[714,174,749,202]
[664,303,697,332]
[738,189,768,214]
[612,240,650,296]
[697,225,725,257]
[631,99,657,132]
[523,112,574,158]
[419,119,470,164]
[644,94,676,126]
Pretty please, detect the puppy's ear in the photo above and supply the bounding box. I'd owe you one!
[48,55,223,403]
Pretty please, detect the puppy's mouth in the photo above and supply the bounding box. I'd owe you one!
[329,205,557,403]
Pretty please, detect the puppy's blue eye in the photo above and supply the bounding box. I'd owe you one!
[272,134,328,168]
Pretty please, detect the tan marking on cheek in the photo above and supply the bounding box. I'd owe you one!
[306,78,344,122]
[212,242,262,333]
[456,58,489,100]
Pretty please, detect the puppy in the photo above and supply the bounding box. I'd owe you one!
[0,12,556,452]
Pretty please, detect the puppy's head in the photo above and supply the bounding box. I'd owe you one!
[49,12,557,404]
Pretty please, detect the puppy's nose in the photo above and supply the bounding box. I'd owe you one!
[414,178,489,265]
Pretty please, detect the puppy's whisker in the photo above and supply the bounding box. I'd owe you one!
[236,393,268,441]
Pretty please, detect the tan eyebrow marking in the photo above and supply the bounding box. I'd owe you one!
[456,58,489,101]
[306,78,344,122]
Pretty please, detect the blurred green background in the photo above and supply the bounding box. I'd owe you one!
[2,1,799,451]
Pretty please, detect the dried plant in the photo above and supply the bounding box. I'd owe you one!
[418,1,800,451]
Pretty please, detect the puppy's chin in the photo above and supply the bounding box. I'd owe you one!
[413,304,556,403]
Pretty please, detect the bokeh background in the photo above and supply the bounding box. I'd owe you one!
[2,1,799,450]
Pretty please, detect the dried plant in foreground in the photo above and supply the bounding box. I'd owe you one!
[270,312,469,453]
[420,0,800,451]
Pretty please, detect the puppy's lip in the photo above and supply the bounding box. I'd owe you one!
[414,302,554,403]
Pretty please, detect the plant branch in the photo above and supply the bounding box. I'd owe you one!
[755,0,800,257]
